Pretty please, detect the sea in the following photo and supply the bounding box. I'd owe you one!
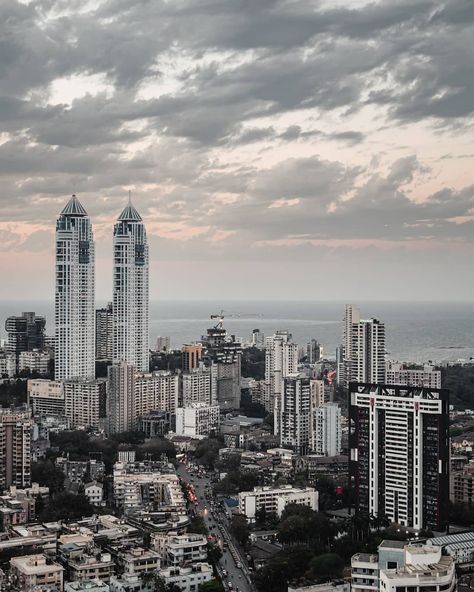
[1,300,474,364]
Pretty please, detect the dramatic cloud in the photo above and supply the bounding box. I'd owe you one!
[1,0,474,300]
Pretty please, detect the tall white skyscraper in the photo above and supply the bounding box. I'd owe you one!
[351,318,386,384]
[55,195,95,381]
[342,304,360,387]
[265,331,298,417]
[113,196,149,372]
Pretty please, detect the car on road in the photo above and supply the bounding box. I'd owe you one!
[228,582,233,590]
[236,562,242,568]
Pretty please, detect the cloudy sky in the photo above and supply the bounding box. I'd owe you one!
[1,0,474,301]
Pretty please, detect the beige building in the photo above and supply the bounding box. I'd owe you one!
[18,350,51,375]
[182,344,203,372]
[28,379,65,416]
[117,546,160,575]
[10,554,64,592]
[64,379,106,429]
[0,409,32,489]
[239,485,318,520]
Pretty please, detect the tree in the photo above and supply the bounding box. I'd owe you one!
[199,579,225,592]
[194,438,222,469]
[231,515,250,547]
[309,553,344,581]
[138,437,177,460]
[188,515,208,535]
[31,460,65,493]
[37,492,94,522]
[207,543,223,566]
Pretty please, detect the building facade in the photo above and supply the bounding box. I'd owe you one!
[349,383,449,531]
[279,374,311,454]
[107,362,135,434]
[27,379,65,417]
[0,409,32,489]
[310,403,342,457]
[385,362,441,389]
[55,195,95,381]
[175,403,220,437]
[351,319,385,384]
[113,197,149,372]
[265,331,298,415]
[96,303,113,361]
[64,379,106,429]
[18,350,51,375]
[239,485,318,520]
[181,368,211,407]
[5,312,46,373]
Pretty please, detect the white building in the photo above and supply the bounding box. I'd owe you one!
[156,336,170,352]
[64,379,106,429]
[385,362,441,389]
[352,540,456,592]
[310,403,342,456]
[159,563,213,592]
[18,350,51,375]
[66,580,110,592]
[109,574,153,592]
[342,304,361,387]
[238,485,318,520]
[84,481,104,506]
[158,533,207,566]
[10,554,64,592]
[351,318,385,384]
[55,195,95,381]
[251,329,265,349]
[0,351,15,377]
[28,379,65,416]
[181,368,211,407]
[265,330,298,416]
[175,403,220,437]
[279,374,312,454]
[113,196,149,373]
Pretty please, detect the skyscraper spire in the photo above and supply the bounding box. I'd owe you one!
[55,195,95,380]
[118,192,142,222]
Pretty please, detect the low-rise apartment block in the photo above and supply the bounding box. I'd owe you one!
[238,485,318,520]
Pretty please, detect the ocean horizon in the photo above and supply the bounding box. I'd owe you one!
[1,299,474,364]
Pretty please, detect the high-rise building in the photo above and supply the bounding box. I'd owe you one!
[18,350,51,376]
[113,196,149,372]
[182,344,203,372]
[349,382,449,531]
[96,303,113,360]
[64,379,106,429]
[342,304,360,387]
[279,374,311,454]
[0,409,32,489]
[156,336,171,352]
[182,368,211,407]
[310,403,342,456]
[55,195,95,381]
[107,361,135,434]
[385,361,441,389]
[134,371,179,419]
[251,329,265,349]
[307,339,322,364]
[176,403,220,437]
[265,330,298,416]
[351,318,386,384]
[5,312,46,373]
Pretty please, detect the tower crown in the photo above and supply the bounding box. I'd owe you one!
[118,192,142,221]
[60,194,87,216]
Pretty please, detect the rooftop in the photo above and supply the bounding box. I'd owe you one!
[61,195,87,217]
[118,194,142,222]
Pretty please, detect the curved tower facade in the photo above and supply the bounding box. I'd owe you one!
[55,195,95,380]
[113,198,149,372]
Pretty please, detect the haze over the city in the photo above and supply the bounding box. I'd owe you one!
[1,0,474,301]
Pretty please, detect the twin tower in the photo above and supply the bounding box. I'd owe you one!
[55,194,149,381]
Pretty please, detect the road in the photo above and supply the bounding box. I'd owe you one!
[177,463,255,592]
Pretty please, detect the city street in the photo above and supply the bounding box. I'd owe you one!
[177,463,256,592]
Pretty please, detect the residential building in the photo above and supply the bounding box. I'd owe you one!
[181,367,211,407]
[10,554,64,592]
[288,584,349,592]
[159,533,207,566]
[349,383,450,530]
[310,403,342,456]
[66,581,110,592]
[427,531,474,566]
[134,371,179,419]
[109,574,153,592]
[67,549,115,583]
[0,350,15,377]
[175,403,220,437]
[279,374,311,454]
[113,196,149,372]
[342,304,361,387]
[351,318,385,384]
[55,195,95,381]
[28,379,65,417]
[351,540,456,592]
[64,379,106,429]
[450,461,474,504]
[307,339,322,364]
[5,312,46,373]
[117,547,160,576]
[159,563,212,592]
[335,344,344,386]
[385,362,441,389]
[18,349,51,375]
[96,303,113,361]
[265,330,298,415]
[84,482,104,506]
[156,336,170,352]
[182,344,203,372]
[137,411,172,438]
[251,329,265,349]
[238,485,318,520]
[0,409,32,489]
[107,362,135,434]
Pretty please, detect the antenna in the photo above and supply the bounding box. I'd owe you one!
[128,190,132,205]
